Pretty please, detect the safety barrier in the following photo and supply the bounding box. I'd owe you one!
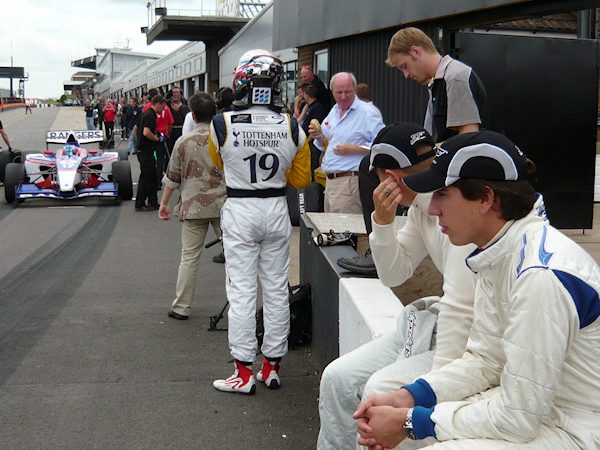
[0,102,26,110]
[339,278,402,356]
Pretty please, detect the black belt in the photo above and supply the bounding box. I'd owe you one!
[227,187,286,198]
[326,171,359,179]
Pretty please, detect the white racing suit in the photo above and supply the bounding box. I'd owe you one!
[209,106,311,363]
[404,195,600,449]
[317,194,478,450]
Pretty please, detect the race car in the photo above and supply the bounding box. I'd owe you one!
[4,130,133,204]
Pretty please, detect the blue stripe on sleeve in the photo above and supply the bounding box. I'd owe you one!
[553,269,600,328]
[402,378,437,408]
[538,226,553,266]
[412,406,436,439]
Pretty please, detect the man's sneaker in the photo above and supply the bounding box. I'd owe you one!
[336,248,377,275]
[212,251,225,264]
[256,358,281,389]
[213,360,256,395]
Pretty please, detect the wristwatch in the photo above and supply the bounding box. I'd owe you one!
[402,408,417,440]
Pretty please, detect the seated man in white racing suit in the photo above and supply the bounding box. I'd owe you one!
[318,123,478,449]
[356,130,600,449]
[209,49,311,395]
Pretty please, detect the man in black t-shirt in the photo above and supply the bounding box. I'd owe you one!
[95,97,105,131]
[167,95,190,163]
[84,100,95,130]
[135,95,166,211]
[300,84,327,174]
[300,65,334,112]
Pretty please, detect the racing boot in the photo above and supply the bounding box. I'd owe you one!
[256,357,281,390]
[213,359,256,395]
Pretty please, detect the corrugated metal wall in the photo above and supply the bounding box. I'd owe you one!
[329,26,437,125]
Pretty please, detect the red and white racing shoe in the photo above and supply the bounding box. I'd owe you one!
[256,358,281,389]
[213,360,256,395]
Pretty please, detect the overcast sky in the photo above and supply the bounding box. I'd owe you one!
[0,0,223,99]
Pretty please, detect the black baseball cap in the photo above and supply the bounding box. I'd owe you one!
[369,123,435,171]
[403,130,530,193]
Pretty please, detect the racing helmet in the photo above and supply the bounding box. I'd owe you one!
[64,144,76,156]
[232,49,284,110]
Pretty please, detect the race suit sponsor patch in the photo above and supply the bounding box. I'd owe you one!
[231,114,252,124]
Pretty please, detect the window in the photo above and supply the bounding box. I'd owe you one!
[282,60,298,111]
[314,50,329,88]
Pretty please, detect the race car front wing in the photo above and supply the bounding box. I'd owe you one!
[15,182,120,200]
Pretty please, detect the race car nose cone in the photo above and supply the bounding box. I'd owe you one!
[58,169,78,191]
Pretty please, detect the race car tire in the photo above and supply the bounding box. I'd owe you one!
[18,151,35,165]
[113,161,133,200]
[5,162,25,204]
[117,148,129,161]
[0,150,10,182]
[10,150,22,163]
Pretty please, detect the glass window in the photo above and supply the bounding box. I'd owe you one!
[282,60,297,112]
[314,50,329,87]
[285,61,296,82]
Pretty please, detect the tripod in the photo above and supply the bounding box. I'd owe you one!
[205,236,228,331]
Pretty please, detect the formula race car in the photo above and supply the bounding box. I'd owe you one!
[4,130,132,204]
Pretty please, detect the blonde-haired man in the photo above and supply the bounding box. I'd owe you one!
[387,27,487,143]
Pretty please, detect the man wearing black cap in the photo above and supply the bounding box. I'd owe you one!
[317,123,477,450]
[338,26,488,274]
[355,131,600,449]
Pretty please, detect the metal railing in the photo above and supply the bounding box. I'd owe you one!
[145,0,268,29]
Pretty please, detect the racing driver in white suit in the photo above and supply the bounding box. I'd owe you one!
[355,131,600,449]
[209,49,311,395]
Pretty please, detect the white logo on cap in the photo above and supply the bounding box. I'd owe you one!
[435,148,448,158]
[409,131,426,146]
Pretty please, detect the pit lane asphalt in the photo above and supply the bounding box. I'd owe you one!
[0,106,320,449]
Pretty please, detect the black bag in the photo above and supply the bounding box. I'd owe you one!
[256,283,312,348]
[303,182,324,213]
[286,187,301,226]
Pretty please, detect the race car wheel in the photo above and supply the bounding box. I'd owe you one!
[0,150,10,182]
[18,151,35,165]
[5,162,25,204]
[113,161,133,201]
[117,148,129,161]
[0,149,20,182]
[10,150,22,163]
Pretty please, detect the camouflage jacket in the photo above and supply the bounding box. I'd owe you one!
[163,122,226,220]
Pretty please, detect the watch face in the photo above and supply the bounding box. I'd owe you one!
[403,426,418,440]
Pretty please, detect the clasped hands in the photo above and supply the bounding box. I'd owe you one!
[353,389,415,450]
